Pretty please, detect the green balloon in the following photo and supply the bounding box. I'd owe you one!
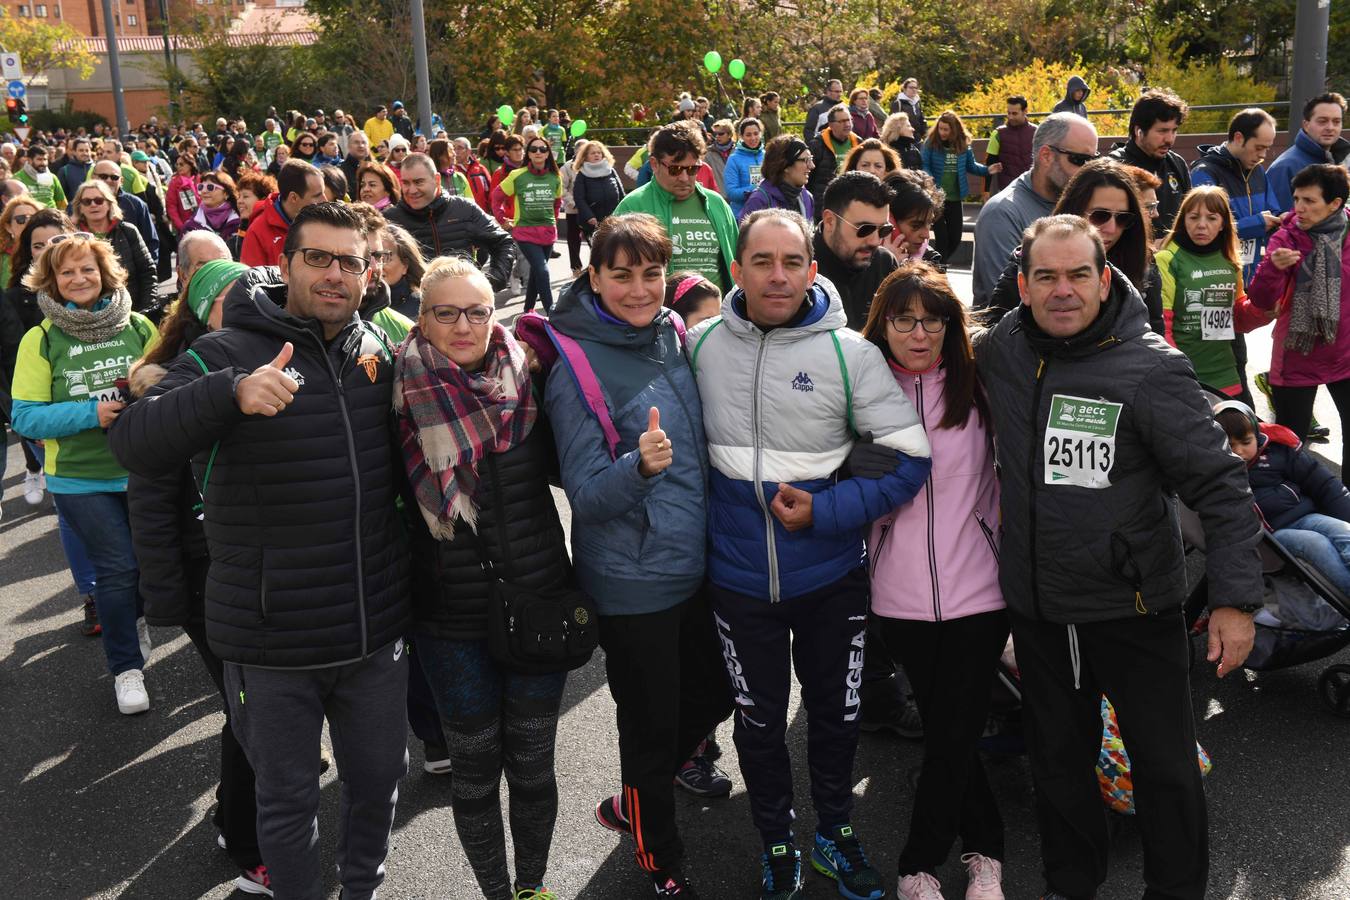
[703,51,723,74]
[728,59,746,81]
[497,104,514,127]
[570,119,587,138]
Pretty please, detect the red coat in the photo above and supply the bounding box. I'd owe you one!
[238,193,291,267]
[458,156,492,210]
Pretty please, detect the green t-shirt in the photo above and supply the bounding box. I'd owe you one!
[12,312,158,481]
[263,131,282,152]
[544,123,567,165]
[941,152,959,198]
[834,142,851,171]
[670,195,725,290]
[1158,241,1244,389]
[500,167,562,229]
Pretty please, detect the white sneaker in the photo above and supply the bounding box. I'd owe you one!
[23,470,44,505]
[137,617,152,665]
[115,669,150,714]
[898,871,946,900]
[960,853,1004,900]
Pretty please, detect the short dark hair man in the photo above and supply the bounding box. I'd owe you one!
[977,213,1260,900]
[383,152,515,289]
[806,104,861,220]
[1268,92,1350,214]
[1191,107,1280,284]
[804,79,845,139]
[814,171,898,328]
[110,202,412,900]
[239,159,327,266]
[1108,88,1192,230]
[985,95,1037,193]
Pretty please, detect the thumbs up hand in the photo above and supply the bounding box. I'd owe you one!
[236,342,300,416]
[637,406,673,478]
[770,482,814,531]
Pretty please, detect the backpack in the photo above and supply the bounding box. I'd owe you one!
[516,310,687,461]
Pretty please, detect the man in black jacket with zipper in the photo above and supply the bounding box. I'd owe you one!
[110,202,411,900]
[976,214,1260,900]
[1108,88,1192,233]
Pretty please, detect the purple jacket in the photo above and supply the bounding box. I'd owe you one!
[868,360,1005,622]
[1248,210,1350,387]
[738,180,814,224]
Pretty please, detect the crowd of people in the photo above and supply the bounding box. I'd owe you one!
[1,77,1349,900]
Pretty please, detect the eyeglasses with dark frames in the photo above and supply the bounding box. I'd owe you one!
[288,247,371,275]
[427,304,492,325]
[835,213,894,240]
[887,314,949,334]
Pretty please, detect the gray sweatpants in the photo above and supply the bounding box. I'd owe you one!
[224,639,410,900]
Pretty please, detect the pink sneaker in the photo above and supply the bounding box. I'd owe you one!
[898,871,946,900]
[234,864,273,896]
[961,853,1004,900]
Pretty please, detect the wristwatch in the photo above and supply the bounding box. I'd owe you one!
[1222,602,1263,615]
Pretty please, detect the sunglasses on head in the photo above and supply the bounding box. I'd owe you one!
[47,231,95,246]
[1048,145,1100,167]
[1086,208,1137,229]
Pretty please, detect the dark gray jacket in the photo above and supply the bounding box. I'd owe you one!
[975,272,1261,623]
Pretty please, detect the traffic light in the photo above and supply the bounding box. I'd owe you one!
[5,97,26,124]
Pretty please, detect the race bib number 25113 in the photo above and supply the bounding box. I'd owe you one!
[1043,394,1122,489]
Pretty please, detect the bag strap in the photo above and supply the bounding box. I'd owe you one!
[548,326,623,462]
[688,316,723,375]
[828,330,857,435]
[184,348,221,512]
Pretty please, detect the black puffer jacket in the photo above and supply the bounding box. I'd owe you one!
[109,279,411,667]
[385,191,516,290]
[106,220,158,312]
[975,273,1262,623]
[410,424,571,640]
[1246,429,1350,531]
[987,253,1164,335]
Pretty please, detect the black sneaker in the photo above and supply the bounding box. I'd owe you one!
[423,741,452,775]
[702,733,722,761]
[594,793,631,834]
[674,756,732,797]
[761,842,804,899]
[653,870,698,897]
[858,684,923,740]
[81,595,101,637]
[810,824,884,899]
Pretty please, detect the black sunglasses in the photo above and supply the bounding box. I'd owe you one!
[835,213,894,240]
[1049,145,1100,167]
[527,145,551,154]
[1086,208,1137,229]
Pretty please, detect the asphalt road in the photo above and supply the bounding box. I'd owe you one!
[3,251,1350,900]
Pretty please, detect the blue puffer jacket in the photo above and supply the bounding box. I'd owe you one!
[1246,426,1350,531]
[1268,129,1350,214]
[1190,143,1277,284]
[544,276,709,615]
[920,145,990,201]
[723,142,765,221]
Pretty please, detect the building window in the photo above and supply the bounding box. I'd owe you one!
[53,4,60,16]
[17,5,30,16]
[35,4,46,15]
[127,13,136,23]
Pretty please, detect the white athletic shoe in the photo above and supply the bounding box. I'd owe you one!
[137,617,152,665]
[115,669,150,714]
[23,470,44,505]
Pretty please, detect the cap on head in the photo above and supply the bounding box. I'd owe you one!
[678,99,697,112]
[392,101,405,110]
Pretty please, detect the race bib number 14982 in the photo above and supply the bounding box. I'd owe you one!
[1044,394,1122,489]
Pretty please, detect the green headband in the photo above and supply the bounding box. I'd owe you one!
[187,259,248,325]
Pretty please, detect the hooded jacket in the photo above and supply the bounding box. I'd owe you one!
[688,277,932,601]
[542,276,709,616]
[1108,140,1192,232]
[812,228,899,330]
[723,142,766,220]
[1051,76,1090,118]
[892,94,927,139]
[868,360,1004,622]
[385,190,516,291]
[974,271,1262,623]
[238,192,291,267]
[1247,210,1350,387]
[108,279,411,668]
[1244,424,1350,531]
[1190,143,1278,283]
[1267,128,1350,214]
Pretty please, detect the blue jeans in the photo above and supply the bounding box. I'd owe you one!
[51,491,143,675]
[1274,512,1350,597]
[30,440,97,594]
[516,240,553,313]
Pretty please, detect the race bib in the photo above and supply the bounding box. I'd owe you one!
[1044,394,1121,489]
[749,164,762,189]
[1200,285,1235,341]
[1239,239,1257,266]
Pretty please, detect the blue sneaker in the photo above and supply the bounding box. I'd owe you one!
[761,842,803,899]
[810,825,884,900]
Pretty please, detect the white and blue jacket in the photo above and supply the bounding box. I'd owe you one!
[689,277,932,601]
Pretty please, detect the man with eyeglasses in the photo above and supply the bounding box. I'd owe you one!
[1108,88,1192,232]
[89,159,161,267]
[239,159,327,267]
[111,201,412,900]
[806,104,861,222]
[813,171,899,328]
[616,121,738,292]
[973,111,1099,308]
[804,79,845,141]
[690,207,931,900]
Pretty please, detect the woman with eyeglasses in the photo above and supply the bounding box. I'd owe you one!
[859,261,1009,900]
[181,170,242,245]
[11,234,160,715]
[496,136,563,313]
[71,180,157,312]
[482,130,510,175]
[0,195,46,514]
[921,111,1001,261]
[985,158,1161,331]
[0,193,41,295]
[740,134,815,222]
[386,137,412,175]
[393,255,572,900]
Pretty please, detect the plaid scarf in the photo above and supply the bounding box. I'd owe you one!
[1286,211,1347,355]
[394,323,536,540]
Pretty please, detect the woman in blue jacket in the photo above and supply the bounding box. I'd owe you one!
[920,111,1000,260]
[541,213,733,898]
[723,117,765,221]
